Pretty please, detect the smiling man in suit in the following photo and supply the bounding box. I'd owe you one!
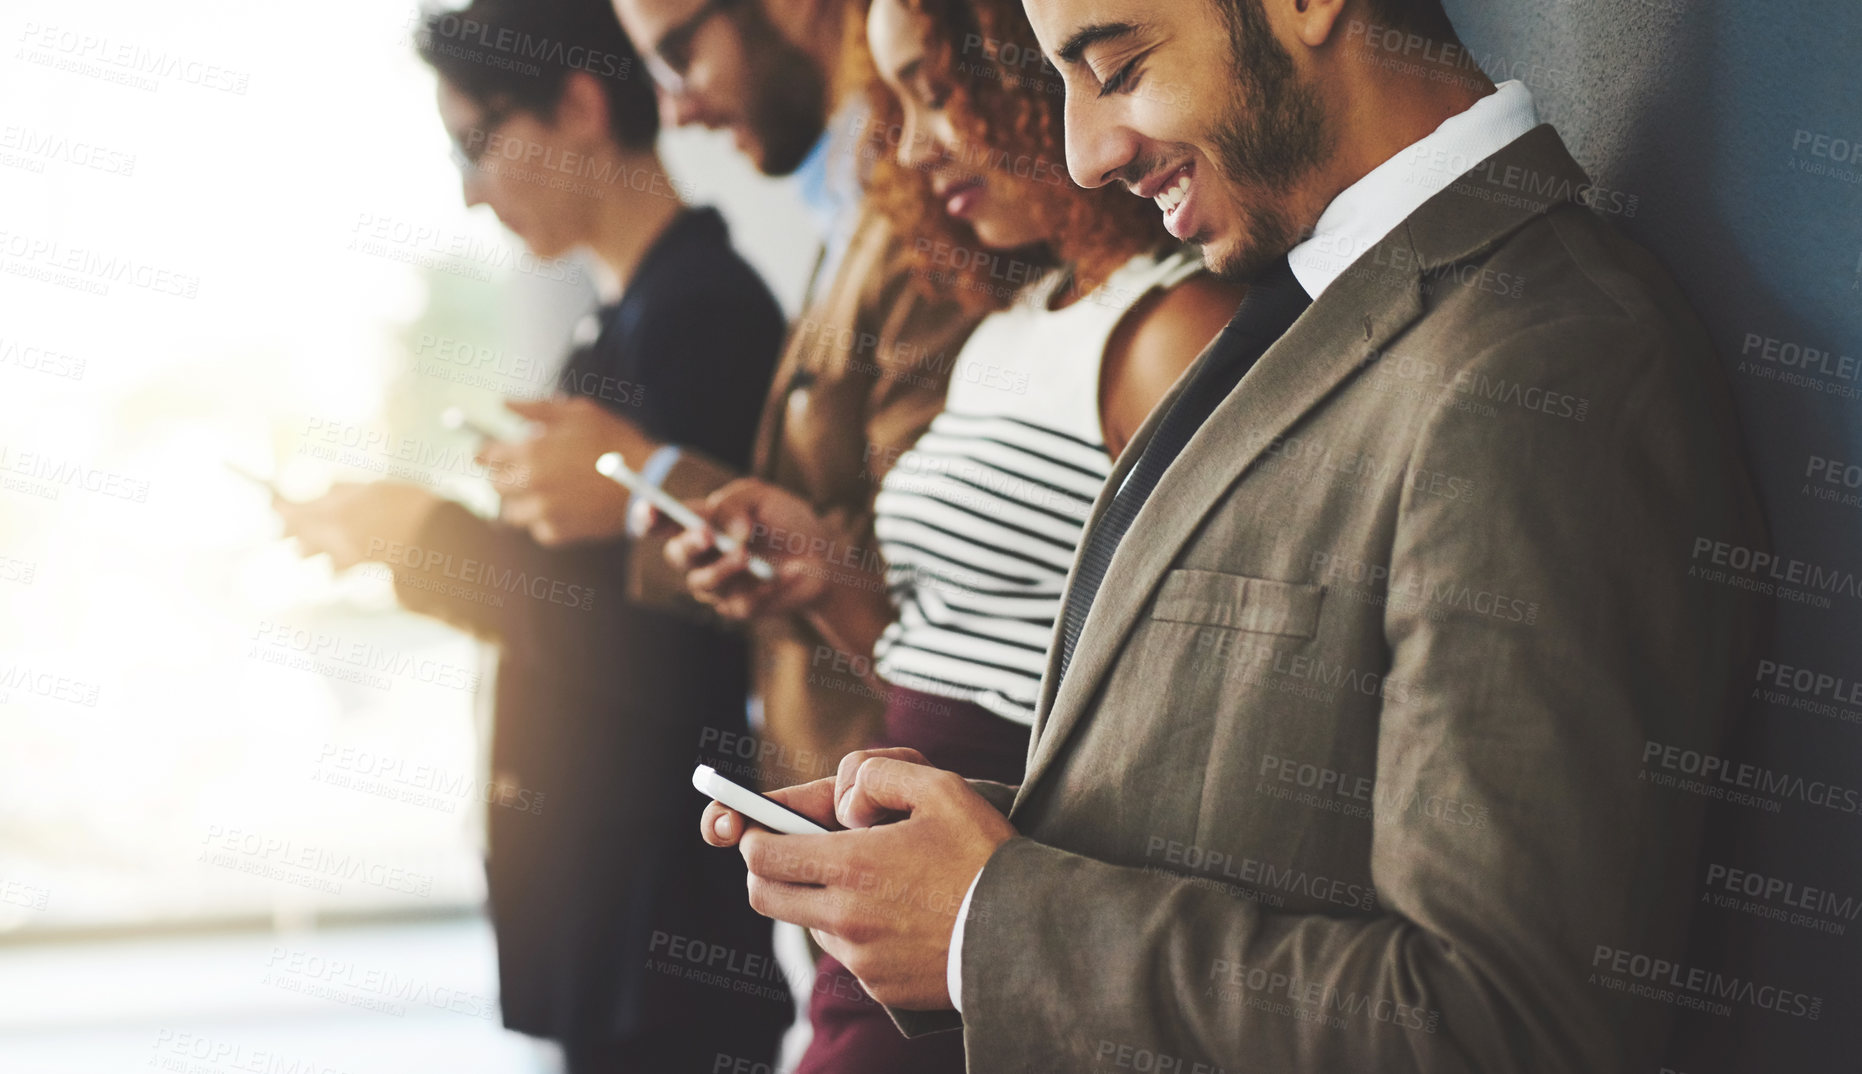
[696,0,1770,1070]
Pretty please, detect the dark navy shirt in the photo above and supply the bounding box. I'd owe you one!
[561,206,781,465]
[397,205,787,1049]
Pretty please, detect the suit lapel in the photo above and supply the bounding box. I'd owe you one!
[1015,252,1425,806]
[1013,123,1595,812]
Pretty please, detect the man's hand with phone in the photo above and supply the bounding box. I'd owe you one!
[661,478,839,621]
[699,746,1018,1009]
[699,746,922,845]
[476,396,658,546]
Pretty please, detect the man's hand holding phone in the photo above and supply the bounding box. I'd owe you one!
[698,746,1018,1009]
[475,396,659,546]
[661,478,837,621]
[698,746,924,845]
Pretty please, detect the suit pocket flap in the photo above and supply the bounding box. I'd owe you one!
[1151,569,1323,637]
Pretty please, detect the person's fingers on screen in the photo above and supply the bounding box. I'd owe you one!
[762,775,840,825]
[834,758,973,840]
[664,523,718,573]
[638,501,690,543]
[703,480,783,551]
[707,530,755,578]
[834,748,929,828]
[687,561,764,619]
[672,489,796,615]
[683,533,754,591]
[703,479,760,517]
[699,775,839,847]
[722,512,756,561]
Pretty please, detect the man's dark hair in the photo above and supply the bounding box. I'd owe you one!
[1216,0,1458,42]
[415,0,659,151]
[1355,0,1458,41]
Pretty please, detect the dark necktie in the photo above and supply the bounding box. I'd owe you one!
[1056,254,1312,683]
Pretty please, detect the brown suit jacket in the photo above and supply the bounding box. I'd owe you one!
[628,208,979,788]
[901,126,1768,1073]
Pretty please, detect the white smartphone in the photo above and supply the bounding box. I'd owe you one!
[596,452,776,582]
[692,763,829,835]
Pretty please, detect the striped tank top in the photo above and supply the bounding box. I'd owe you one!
[872,247,1205,724]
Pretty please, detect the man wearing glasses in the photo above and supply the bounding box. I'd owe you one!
[479,0,979,804]
[626,0,828,177]
[622,0,864,286]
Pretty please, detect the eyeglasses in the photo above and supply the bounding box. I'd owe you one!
[449,105,516,174]
[640,0,740,95]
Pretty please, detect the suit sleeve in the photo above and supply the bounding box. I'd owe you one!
[940,318,1767,1072]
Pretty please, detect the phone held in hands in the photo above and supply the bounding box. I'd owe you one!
[597,453,776,582]
[692,764,829,835]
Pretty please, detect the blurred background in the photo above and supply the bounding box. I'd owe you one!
[1,0,814,1069]
[1,0,1858,1070]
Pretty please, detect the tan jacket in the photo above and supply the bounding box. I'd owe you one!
[628,209,979,789]
[902,126,1768,1073]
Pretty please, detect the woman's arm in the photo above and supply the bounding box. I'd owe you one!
[1097,274,1247,458]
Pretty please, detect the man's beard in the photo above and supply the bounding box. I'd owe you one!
[734,3,829,176]
[1202,0,1332,281]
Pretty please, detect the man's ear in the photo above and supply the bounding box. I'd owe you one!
[1284,0,1350,48]
[553,70,614,146]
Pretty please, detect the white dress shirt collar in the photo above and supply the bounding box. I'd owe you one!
[1286,79,1540,300]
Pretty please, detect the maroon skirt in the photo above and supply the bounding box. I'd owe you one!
[791,685,1030,1074]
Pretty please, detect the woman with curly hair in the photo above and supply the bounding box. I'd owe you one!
[669,0,1244,1067]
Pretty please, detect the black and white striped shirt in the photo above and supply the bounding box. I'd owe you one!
[873,249,1205,724]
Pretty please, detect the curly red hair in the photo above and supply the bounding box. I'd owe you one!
[844,0,1172,314]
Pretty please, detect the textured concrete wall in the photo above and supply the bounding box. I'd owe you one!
[1445,3,1862,1069]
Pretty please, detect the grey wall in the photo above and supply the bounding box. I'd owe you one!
[1445,2,1862,1068]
